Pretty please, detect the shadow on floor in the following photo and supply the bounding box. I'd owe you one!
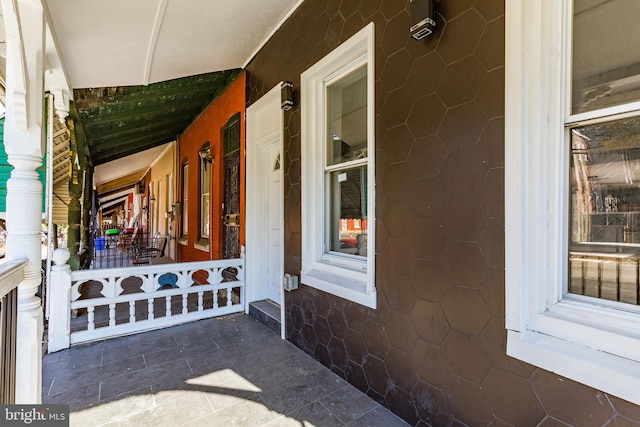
[42,314,409,426]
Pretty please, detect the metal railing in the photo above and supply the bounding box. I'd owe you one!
[92,231,168,269]
[570,251,640,305]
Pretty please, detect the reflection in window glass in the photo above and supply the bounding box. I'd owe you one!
[572,0,640,114]
[328,167,367,257]
[324,64,368,259]
[569,116,640,305]
[326,66,368,166]
[200,146,210,239]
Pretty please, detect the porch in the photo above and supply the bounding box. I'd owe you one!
[42,313,408,426]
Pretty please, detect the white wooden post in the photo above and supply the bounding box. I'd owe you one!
[1,0,46,403]
[47,249,72,353]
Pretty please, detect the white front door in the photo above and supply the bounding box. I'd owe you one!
[246,84,284,321]
[267,146,282,302]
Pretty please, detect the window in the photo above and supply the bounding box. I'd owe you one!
[199,143,210,242]
[301,23,376,309]
[506,0,640,404]
[181,161,188,238]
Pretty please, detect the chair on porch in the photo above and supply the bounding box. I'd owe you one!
[131,236,168,265]
[118,227,139,252]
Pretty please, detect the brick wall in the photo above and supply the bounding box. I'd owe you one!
[177,72,246,262]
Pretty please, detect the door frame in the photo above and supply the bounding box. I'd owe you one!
[246,83,285,338]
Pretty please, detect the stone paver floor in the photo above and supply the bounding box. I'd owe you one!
[42,313,409,427]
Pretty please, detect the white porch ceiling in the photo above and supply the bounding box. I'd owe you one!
[93,143,170,194]
[44,0,302,89]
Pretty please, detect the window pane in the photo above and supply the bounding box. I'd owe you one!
[326,65,368,166]
[569,116,640,305]
[201,193,209,237]
[327,165,367,257]
[199,150,210,239]
[572,0,640,114]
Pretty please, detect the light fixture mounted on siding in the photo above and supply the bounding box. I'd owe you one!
[410,0,439,40]
[198,147,212,163]
[281,81,295,111]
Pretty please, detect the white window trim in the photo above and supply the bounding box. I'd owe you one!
[506,0,640,405]
[301,23,376,309]
[199,147,210,241]
[194,241,209,252]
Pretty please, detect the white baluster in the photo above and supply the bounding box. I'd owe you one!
[182,294,188,315]
[88,306,95,331]
[148,298,154,320]
[213,290,219,309]
[166,296,171,317]
[198,291,203,312]
[109,303,116,327]
[129,301,136,323]
[227,287,232,306]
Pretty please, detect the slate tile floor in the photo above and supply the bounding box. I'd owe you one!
[42,314,409,427]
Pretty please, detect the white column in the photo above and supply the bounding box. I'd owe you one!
[7,155,43,404]
[1,0,46,403]
[47,249,71,353]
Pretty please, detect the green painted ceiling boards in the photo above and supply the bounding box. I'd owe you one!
[73,69,243,166]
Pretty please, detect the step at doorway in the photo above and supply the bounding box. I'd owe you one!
[248,299,281,335]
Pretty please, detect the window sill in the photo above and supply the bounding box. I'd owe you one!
[507,329,640,405]
[178,237,188,246]
[194,239,209,252]
[301,266,376,309]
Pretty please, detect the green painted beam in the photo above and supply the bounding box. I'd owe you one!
[81,98,210,133]
[87,115,192,145]
[79,93,212,120]
[74,69,243,166]
[74,71,233,105]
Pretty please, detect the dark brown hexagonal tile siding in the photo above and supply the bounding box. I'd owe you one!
[245,0,640,425]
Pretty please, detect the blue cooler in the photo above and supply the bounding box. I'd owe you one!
[95,237,105,250]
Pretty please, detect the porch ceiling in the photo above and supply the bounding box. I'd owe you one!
[73,70,242,166]
[44,0,302,88]
[43,0,302,167]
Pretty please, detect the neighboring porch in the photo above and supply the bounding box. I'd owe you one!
[90,230,171,269]
[42,314,408,427]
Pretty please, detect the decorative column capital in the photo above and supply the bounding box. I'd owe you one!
[52,89,70,123]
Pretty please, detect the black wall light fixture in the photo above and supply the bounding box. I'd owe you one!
[198,146,212,170]
[410,0,439,40]
[281,81,295,111]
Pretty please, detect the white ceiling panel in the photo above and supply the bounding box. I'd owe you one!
[44,0,302,89]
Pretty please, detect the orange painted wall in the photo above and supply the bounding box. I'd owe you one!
[177,72,246,262]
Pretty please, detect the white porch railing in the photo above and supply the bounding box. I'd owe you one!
[47,249,245,352]
[0,259,28,404]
